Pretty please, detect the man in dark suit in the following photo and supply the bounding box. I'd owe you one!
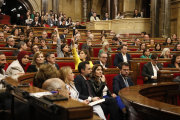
[114,44,131,67]
[39,38,51,49]
[31,16,41,27]
[74,61,121,120]
[94,52,108,68]
[111,37,119,45]
[12,41,27,56]
[47,15,54,27]
[81,37,92,50]
[142,53,163,84]
[15,33,25,43]
[88,8,94,20]
[60,29,67,39]
[143,34,150,41]
[29,45,39,57]
[130,38,140,46]
[58,20,66,28]
[113,62,134,95]
[39,31,50,39]
[55,16,62,26]
[45,52,59,70]
[4,36,17,48]
[103,13,111,20]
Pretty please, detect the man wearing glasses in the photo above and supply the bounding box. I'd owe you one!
[93,52,108,68]
[15,33,25,43]
[29,45,39,57]
[4,36,17,48]
[142,53,163,84]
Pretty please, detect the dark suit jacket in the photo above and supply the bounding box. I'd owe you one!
[113,74,134,95]
[88,12,93,19]
[26,65,38,73]
[55,20,61,26]
[39,46,51,49]
[93,60,108,68]
[12,49,20,56]
[113,53,131,67]
[74,75,96,100]
[15,39,24,43]
[130,43,135,46]
[142,62,163,82]
[30,21,41,27]
[58,24,66,28]
[75,25,86,29]
[4,44,17,48]
[60,34,66,39]
[103,17,111,20]
[44,61,59,70]
[81,43,90,50]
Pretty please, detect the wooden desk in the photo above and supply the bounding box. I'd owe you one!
[119,82,180,120]
[3,76,102,120]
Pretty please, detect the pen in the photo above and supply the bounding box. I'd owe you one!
[51,91,58,94]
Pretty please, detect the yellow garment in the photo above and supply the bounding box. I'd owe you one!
[72,48,93,70]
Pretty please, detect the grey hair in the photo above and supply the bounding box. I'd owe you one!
[0,32,4,35]
[6,36,13,42]
[161,48,170,57]
[44,78,62,91]
[42,30,47,34]
[99,52,108,57]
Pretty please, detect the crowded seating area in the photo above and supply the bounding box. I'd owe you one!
[0,2,180,120]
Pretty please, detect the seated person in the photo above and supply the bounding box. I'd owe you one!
[0,32,5,41]
[113,62,134,95]
[89,34,94,41]
[98,42,111,57]
[47,15,54,27]
[162,37,172,46]
[116,12,124,19]
[59,66,106,120]
[103,13,111,20]
[89,64,127,116]
[32,36,39,43]
[49,33,57,44]
[26,51,44,72]
[11,28,19,37]
[172,33,177,41]
[74,21,85,29]
[60,29,67,39]
[154,43,161,51]
[142,53,163,84]
[81,37,92,50]
[39,38,51,49]
[167,54,180,68]
[39,31,49,39]
[114,45,131,67]
[12,41,27,56]
[147,39,155,47]
[140,48,152,58]
[3,25,10,33]
[58,20,66,28]
[94,52,108,68]
[172,43,180,51]
[72,38,93,70]
[143,34,150,41]
[116,34,122,45]
[133,9,141,18]
[141,31,146,38]
[0,52,6,79]
[137,43,146,51]
[31,16,41,27]
[26,38,32,49]
[45,52,59,70]
[111,37,119,45]
[6,51,29,80]
[90,12,100,22]
[124,33,130,38]
[4,36,17,48]
[160,48,170,58]
[109,30,115,35]
[117,41,128,51]
[15,33,25,43]
[130,38,140,46]
[29,44,39,57]
[33,64,60,88]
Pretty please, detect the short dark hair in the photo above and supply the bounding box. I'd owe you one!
[112,37,118,41]
[120,44,127,50]
[154,43,161,51]
[143,48,149,55]
[151,53,158,59]
[19,32,25,36]
[40,38,46,43]
[31,44,38,53]
[17,41,26,49]
[87,37,92,40]
[78,61,90,73]
[45,52,54,61]
[141,31,146,35]
[118,62,129,69]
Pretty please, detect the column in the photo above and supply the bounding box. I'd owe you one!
[112,0,118,19]
[83,0,87,22]
[53,0,59,14]
[161,0,171,38]
[150,0,159,38]
[42,0,48,13]
[106,0,111,17]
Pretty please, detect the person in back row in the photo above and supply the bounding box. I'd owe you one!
[90,12,100,22]
[167,54,180,68]
[94,52,108,68]
[39,38,51,49]
[142,53,163,84]
[74,61,121,120]
[81,37,92,50]
[114,45,131,67]
[12,41,27,56]
[71,37,93,70]
[4,36,17,48]
[0,52,6,79]
[45,52,59,70]
[140,48,151,58]
[29,44,39,57]
[98,42,111,57]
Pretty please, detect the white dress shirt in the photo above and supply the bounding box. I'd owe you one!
[122,53,127,62]
[151,62,159,78]
[100,61,106,68]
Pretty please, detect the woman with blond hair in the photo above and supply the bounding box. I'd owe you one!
[160,48,170,58]
[26,51,44,72]
[59,66,106,120]
[98,42,111,57]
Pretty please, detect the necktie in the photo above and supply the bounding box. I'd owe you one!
[154,65,158,71]
[85,80,92,97]
[124,77,129,87]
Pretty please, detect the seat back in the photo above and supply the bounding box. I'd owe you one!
[105,74,118,93]
[131,54,142,58]
[56,62,75,69]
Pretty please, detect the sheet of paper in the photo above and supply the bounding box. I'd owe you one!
[30,92,53,98]
[89,98,105,106]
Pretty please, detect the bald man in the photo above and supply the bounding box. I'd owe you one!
[42,78,71,98]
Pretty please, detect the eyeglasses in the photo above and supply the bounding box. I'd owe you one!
[153,59,158,61]
[33,47,39,50]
